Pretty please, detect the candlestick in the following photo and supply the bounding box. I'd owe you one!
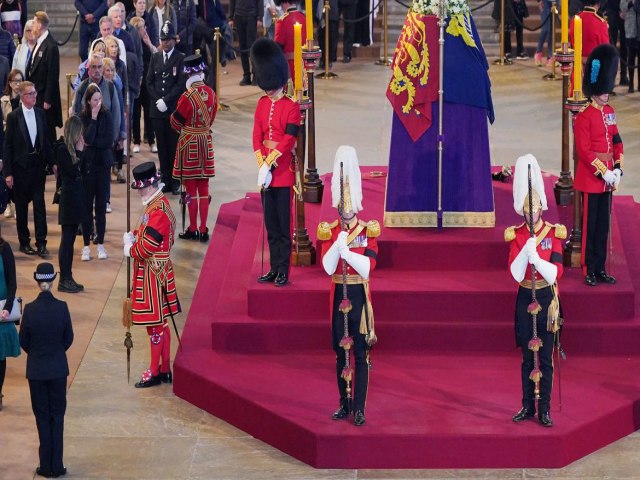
[305,0,314,42]
[294,23,303,93]
[573,15,582,95]
[561,0,568,44]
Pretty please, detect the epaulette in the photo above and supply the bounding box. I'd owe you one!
[548,222,567,240]
[504,226,516,242]
[278,11,290,21]
[317,220,339,241]
[361,219,381,238]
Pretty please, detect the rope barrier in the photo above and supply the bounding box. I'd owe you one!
[49,12,80,47]
[505,0,551,32]
[393,0,496,13]
[343,0,382,23]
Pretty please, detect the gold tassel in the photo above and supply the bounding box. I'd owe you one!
[122,298,133,328]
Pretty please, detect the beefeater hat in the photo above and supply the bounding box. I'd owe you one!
[331,146,363,216]
[250,38,289,91]
[512,154,548,216]
[583,43,619,97]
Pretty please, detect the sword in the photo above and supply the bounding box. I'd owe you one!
[162,286,183,351]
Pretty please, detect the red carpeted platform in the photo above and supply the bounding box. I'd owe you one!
[174,168,640,469]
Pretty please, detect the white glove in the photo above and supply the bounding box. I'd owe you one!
[322,241,340,275]
[524,237,537,258]
[156,98,168,112]
[123,244,132,257]
[613,168,622,189]
[335,231,348,249]
[264,170,272,188]
[603,169,616,186]
[533,258,558,285]
[510,245,529,283]
[342,250,371,279]
[123,232,135,245]
[338,243,350,259]
[257,163,269,187]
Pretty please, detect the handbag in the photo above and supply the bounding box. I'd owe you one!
[0,297,22,324]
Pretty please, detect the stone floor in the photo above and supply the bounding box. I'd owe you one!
[1,50,640,479]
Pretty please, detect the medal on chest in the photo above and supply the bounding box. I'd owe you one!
[604,112,616,126]
[540,238,552,250]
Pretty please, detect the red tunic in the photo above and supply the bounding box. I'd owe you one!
[573,101,624,194]
[569,7,609,60]
[319,219,380,326]
[275,7,307,81]
[507,221,565,284]
[253,92,301,187]
[170,80,217,180]
[130,192,181,326]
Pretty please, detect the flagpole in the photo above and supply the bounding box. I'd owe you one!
[436,0,446,230]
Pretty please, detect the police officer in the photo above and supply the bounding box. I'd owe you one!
[147,21,186,194]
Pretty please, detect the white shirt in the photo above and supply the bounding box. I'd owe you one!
[21,104,37,147]
[31,29,49,63]
[164,47,174,63]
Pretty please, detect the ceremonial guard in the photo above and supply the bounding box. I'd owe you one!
[251,38,301,287]
[170,53,217,243]
[274,0,307,80]
[147,21,186,195]
[569,0,609,61]
[506,154,565,428]
[123,162,181,388]
[317,146,380,427]
[573,44,623,286]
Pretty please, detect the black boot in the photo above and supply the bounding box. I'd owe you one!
[58,279,80,293]
[332,398,349,420]
[629,68,635,93]
[538,411,553,427]
[354,410,366,426]
[512,406,536,422]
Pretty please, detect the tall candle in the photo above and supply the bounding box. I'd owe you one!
[305,0,314,42]
[561,0,568,44]
[294,23,303,93]
[573,15,582,94]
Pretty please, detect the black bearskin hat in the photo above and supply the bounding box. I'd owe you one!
[583,43,619,97]
[250,38,289,91]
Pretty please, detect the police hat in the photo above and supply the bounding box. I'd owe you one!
[34,262,57,283]
[583,43,619,97]
[250,38,290,91]
[183,53,206,75]
[160,21,177,40]
[131,161,161,189]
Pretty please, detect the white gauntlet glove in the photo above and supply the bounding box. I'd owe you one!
[258,163,269,188]
[613,168,622,189]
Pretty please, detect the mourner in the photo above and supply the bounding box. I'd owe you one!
[318,146,380,427]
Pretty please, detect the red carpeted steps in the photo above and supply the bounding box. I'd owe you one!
[174,167,640,469]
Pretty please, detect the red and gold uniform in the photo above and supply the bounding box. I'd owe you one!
[253,91,301,188]
[131,192,181,325]
[573,100,624,274]
[170,79,218,238]
[506,221,565,416]
[318,218,380,417]
[274,7,307,81]
[253,91,301,278]
[570,7,609,61]
[131,191,181,380]
[171,80,217,179]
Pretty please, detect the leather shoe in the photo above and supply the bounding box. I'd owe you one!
[37,245,49,257]
[538,412,553,427]
[52,467,67,477]
[512,406,535,422]
[343,55,351,63]
[332,406,349,420]
[596,271,616,284]
[199,229,209,242]
[179,229,200,241]
[134,375,161,388]
[70,278,84,291]
[354,410,366,426]
[19,244,37,255]
[58,279,80,293]
[258,270,278,283]
[239,76,251,86]
[159,371,172,383]
[36,466,53,478]
[585,273,597,287]
[274,273,288,287]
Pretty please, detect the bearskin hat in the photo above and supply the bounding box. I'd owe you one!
[250,38,289,91]
[583,43,619,97]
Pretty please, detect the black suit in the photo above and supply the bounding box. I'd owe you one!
[3,106,51,248]
[26,33,63,143]
[147,48,185,189]
[19,290,74,478]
